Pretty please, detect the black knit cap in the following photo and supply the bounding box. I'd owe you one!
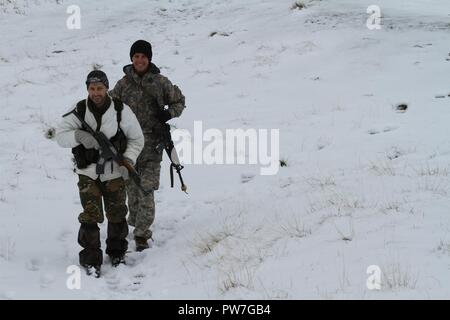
[130,40,152,61]
[86,70,109,89]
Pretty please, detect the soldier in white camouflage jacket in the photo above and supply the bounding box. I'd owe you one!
[57,70,144,275]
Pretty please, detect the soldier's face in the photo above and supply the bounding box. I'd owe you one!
[88,83,108,106]
[132,53,150,74]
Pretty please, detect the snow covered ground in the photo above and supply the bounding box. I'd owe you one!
[0,0,450,299]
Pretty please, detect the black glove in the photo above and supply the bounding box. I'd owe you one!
[156,110,172,123]
[152,121,165,135]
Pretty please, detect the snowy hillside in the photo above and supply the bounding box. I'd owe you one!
[0,0,450,299]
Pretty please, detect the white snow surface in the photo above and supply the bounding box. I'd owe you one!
[0,0,450,299]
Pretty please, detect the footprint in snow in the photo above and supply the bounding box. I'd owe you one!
[1,290,15,300]
[125,252,147,267]
[127,273,146,292]
[57,229,72,242]
[383,126,399,133]
[105,273,120,290]
[367,126,399,135]
[241,173,255,184]
[40,273,56,288]
[26,258,42,271]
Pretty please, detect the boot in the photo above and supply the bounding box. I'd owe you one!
[110,255,126,267]
[135,236,149,252]
[82,264,101,278]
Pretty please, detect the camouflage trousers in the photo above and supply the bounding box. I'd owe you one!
[127,160,161,240]
[77,175,129,266]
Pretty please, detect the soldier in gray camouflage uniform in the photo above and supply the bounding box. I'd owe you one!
[110,40,186,251]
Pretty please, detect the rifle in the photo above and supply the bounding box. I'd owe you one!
[155,123,187,194]
[64,109,152,196]
[126,72,188,194]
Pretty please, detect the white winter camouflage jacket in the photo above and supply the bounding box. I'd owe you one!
[56,96,144,181]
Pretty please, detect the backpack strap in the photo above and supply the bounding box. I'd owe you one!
[113,98,123,126]
[75,99,87,118]
[74,99,87,130]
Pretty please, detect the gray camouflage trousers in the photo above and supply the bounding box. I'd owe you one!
[127,160,161,240]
